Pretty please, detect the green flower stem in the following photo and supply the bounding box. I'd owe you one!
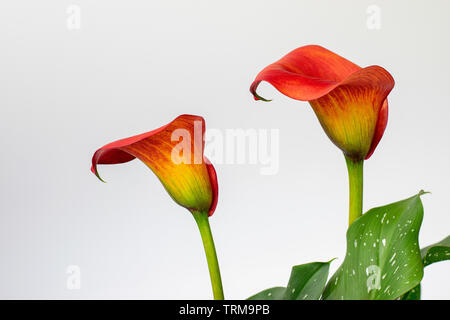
[193,211,224,300]
[345,156,364,226]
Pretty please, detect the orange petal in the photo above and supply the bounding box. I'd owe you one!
[250,45,395,159]
[250,45,361,101]
[309,66,394,160]
[91,115,218,216]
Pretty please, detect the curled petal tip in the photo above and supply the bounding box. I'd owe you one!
[91,165,106,183]
[254,93,272,102]
[250,81,272,102]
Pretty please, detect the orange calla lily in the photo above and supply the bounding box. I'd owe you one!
[91,114,218,216]
[91,114,224,299]
[250,45,395,161]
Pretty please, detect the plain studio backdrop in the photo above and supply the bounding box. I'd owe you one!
[0,0,449,299]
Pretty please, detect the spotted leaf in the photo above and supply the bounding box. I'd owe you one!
[322,192,425,300]
[247,261,332,300]
[401,235,450,300]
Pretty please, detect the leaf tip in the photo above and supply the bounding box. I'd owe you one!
[328,257,337,264]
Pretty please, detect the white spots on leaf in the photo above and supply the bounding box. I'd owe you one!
[389,253,396,263]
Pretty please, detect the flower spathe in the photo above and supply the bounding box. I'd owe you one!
[250,45,395,160]
[91,114,218,216]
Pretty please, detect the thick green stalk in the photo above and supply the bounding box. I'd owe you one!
[193,211,224,300]
[345,156,364,226]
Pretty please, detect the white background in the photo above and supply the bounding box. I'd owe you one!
[0,0,449,299]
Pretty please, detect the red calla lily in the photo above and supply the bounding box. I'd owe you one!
[91,114,218,216]
[250,45,395,160]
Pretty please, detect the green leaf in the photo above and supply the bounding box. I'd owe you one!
[401,284,421,300]
[322,192,425,300]
[401,235,450,300]
[247,261,332,300]
[283,261,331,300]
[421,235,450,267]
[247,287,286,300]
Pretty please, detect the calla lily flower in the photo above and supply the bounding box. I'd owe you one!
[250,45,395,225]
[91,114,218,216]
[91,114,223,299]
[250,45,395,161]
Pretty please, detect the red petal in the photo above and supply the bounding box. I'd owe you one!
[250,45,361,101]
[250,45,395,159]
[365,99,388,160]
[91,115,218,216]
[204,157,218,217]
[91,124,170,178]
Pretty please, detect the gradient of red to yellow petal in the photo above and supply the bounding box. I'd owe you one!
[91,115,218,216]
[250,45,395,160]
